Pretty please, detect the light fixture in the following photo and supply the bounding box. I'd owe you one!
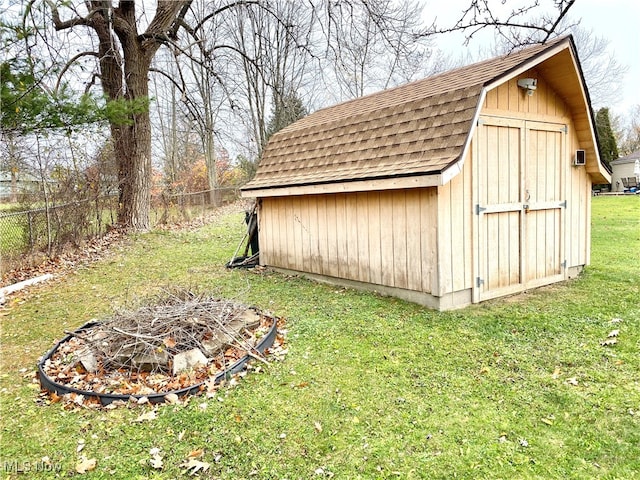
[517,78,537,96]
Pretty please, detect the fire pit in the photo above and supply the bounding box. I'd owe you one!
[37,292,282,405]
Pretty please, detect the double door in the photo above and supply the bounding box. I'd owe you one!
[474,116,567,303]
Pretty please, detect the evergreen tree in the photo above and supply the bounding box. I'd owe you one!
[595,107,618,170]
[265,91,308,143]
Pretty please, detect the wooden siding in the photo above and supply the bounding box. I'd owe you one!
[482,69,572,121]
[259,189,439,294]
[436,149,474,296]
[565,127,591,268]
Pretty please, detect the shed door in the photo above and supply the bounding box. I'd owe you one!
[474,116,566,303]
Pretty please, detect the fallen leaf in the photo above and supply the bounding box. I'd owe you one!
[607,329,619,338]
[163,337,177,348]
[149,447,163,470]
[76,456,97,474]
[566,377,579,386]
[600,338,617,346]
[164,393,180,404]
[180,458,210,476]
[541,418,554,426]
[188,449,204,458]
[551,366,561,379]
[134,410,157,422]
[314,421,322,433]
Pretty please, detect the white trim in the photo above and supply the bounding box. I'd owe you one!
[440,89,488,186]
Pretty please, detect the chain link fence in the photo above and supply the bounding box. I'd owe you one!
[151,187,241,225]
[1,187,242,276]
[0,196,118,267]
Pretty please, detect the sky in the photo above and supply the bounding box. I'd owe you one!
[425,0,639,121]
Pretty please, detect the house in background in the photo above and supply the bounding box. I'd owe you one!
[0,170,41,202]
[242,35,611,310]
[610,150,640,192]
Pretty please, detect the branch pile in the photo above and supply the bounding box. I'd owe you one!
[41,291,284,398]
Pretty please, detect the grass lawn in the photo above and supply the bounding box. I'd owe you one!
[0,196,638,479]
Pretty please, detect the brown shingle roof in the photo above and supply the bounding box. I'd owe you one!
[244,37,569,192]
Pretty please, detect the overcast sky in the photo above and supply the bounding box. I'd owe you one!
[425,0,639,120]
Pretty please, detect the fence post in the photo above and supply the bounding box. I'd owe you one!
[27,210,34,249]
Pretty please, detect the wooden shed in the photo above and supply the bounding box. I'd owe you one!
[242,35,611,310]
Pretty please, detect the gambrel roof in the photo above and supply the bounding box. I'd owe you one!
[243,35,609,197]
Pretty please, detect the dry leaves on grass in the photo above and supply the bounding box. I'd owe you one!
[180,458,211,476]
[1,228,127,288]
[75,456,97,474]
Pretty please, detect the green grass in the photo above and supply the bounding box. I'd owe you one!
[1,196,639,479]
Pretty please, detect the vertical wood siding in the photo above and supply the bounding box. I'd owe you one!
[259,188,439,294]
[484,68,571,119]
[565,128,591,268]
[436,150,474,296]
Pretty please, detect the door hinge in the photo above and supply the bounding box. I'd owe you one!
[560,200,567,208]
[478,118,485,126]
[475,204,486,215]
[561,260,567,268]
[562,125,568,134]
[476,277,484,288]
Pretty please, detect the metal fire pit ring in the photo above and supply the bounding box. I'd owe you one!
[37,315,278,406]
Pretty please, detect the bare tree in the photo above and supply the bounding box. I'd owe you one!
[435,0,577,49]
[618,106,640,156]
[322,0,437,100]
[570,26,629,109]
[22,0,577,231]
[227,1,315,156]
[40,0,194,230]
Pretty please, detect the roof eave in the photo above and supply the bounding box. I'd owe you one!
[241,172,443,198]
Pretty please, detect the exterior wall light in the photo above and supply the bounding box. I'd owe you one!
[517,78,537,96]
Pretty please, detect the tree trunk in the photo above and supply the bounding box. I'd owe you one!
[85,1,184,231]
[112,55,153,230]
[113,112,152,231]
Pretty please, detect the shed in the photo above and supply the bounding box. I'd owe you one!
[609,150,640,192]
[242,35,611,310]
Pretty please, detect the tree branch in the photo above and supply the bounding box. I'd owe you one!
[192,0,261,35]
[44,0,95,30]
[429,0,577,48]
[54,51,100,94]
